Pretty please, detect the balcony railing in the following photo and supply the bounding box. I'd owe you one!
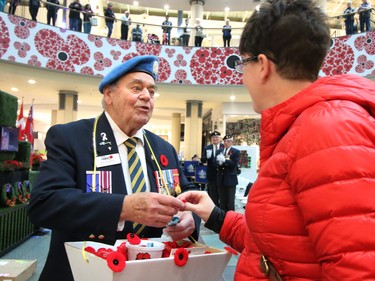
[3,1,374,48]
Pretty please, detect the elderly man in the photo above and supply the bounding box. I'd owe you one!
[216,134,240,212]
[28,56,200,281]
[201,130,224,206]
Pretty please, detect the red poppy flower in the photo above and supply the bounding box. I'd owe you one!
[97,248,113,259]
[84,246,97,255]
[160,154,168,167]
[136,252,151,260]
[224,246,239,255]
[107,251,126,272]
[127,233,141,245]
[116,242,127,256]
[174,248,189,267]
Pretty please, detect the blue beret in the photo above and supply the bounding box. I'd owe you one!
[98,55,159,94]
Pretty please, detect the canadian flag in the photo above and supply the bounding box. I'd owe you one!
[16,99,25,140]
[24,104,34,145]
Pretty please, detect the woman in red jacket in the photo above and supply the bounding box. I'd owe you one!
[179,0,375,280]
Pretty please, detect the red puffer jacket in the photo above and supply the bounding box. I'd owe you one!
[220,75,375,280]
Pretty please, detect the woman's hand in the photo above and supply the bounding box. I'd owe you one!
[178,191,215,222]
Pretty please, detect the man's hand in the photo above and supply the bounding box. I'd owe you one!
[163,211,195,241]
[120,192,184,228]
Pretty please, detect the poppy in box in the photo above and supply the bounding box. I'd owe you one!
[107,251,126,272]
[174,248,189,267]
[127,233,141,245]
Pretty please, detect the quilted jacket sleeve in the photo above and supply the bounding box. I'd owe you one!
[288,100,375,280]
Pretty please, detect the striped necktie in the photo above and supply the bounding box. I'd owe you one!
[124,137,146,194]
[124,137,146,235]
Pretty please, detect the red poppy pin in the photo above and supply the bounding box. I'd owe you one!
[107,251,126,272]
[174,248,189,267]
[224,246,239,255]
[160,154,168,167]
[127,233,141,245]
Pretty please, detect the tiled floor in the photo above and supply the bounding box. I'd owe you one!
[2,188,247,281]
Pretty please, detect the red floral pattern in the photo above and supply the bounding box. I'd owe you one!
[0,17,10,58]
[321,38,355,76]
[88,35,103,47]
[190,47,242,85]
[34,29,90,72]
[14,41,30,58]
[0,13,374,84]
[354,32,375,55]
[355,54,374,73]
[93,52,112,71]
[28,55,41,67]
[8,14,36,39]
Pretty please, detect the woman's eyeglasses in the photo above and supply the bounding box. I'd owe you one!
[234,56,258,74]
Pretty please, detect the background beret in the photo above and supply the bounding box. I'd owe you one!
[210,130,221,137]
[98,55,159,94]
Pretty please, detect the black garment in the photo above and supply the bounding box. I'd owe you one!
[46,0,59,26]
[29,0,40,21]
[121,24,129,40]
[68,1,82,19]
[104,7,115,23]
[205,206,226,234]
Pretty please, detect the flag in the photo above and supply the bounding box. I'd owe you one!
[24,104,34,145]
[16,99,25,140]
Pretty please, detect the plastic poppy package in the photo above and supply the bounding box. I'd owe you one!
[64,236,233,281]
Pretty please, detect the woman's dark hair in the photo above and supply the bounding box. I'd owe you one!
[239,0,331,81]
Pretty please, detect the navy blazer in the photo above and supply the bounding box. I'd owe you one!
[201,143,224,182]
[28,112,200,281]
[217,146,240,186]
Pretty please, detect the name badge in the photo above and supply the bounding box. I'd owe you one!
[96,153,121,167]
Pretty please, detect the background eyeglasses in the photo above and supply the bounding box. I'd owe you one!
[234,56,258,74]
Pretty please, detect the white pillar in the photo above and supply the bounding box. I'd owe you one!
[189,0,204,46]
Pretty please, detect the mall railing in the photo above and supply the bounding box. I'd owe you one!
[2,1,374,47]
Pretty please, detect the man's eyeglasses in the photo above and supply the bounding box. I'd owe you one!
[234,56,258,74]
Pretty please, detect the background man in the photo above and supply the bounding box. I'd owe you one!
[68,0,82,31]
[343,1,356,35]
[358,0,371,32]
[201,130,224,206]
[216,134,240,212]
[104,2,116,38]
[161,15,172,45]
[28,56,200,281]
[120,10,131,40]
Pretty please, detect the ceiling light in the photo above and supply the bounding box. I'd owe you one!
[28,79,36,84]
[230,95,236,101]
[133,1,139,6]
[155,93,160,97]
[11,87,18,92]
[224,7,230,12]
[164,4,169,10]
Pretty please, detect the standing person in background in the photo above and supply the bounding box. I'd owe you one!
[104,2,116,38]
[343,1,356,35]
[29,0,40,21]
[216,135,240,212]
[161,15,172,45]
[132,24,143,42]
[179,0,375,280]
[201,130,224,207]
[0,0,6,12]
[222,19,232,47]
[182,18,190,46]
[9,0,21,15]
[120,10,131,40]
[46,0,59,26]
[194,18,205,47]
[28,55,200,281]
[82,4,94,34]
[68,0,82,31]
[358,0,372,32]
